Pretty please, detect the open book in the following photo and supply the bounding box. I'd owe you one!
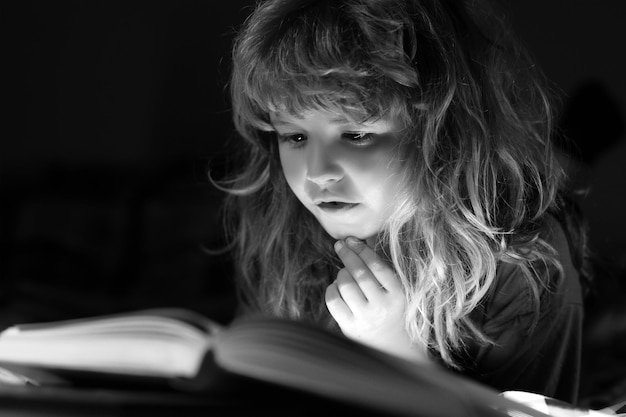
[0,309,568,416]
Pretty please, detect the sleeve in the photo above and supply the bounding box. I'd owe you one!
[460,218,584,404]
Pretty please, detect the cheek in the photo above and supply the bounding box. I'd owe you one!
[278,147,305,190]
[349,148,399,186]
[351,150,404,207]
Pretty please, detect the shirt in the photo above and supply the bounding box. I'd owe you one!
[457,216,584,403]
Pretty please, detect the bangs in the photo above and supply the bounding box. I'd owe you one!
[233,0,420,131]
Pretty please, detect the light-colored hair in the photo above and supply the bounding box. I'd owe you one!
[217,0,566,368]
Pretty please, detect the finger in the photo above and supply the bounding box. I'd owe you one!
[334,240,385,300]
[325,281,353,323]
[335,239,398,297]
[344,237,403,293]
[335,267,368,308]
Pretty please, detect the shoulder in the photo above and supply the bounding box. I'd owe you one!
[460,215,585,399]
[482,215,583,327]
[463,215,585,362]
[530,215,584,313]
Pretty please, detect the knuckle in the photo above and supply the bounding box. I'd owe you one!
[366,255,389,274]
[325,282,336,296]
[368,259,384,272]
[351,267,368,281]
[325,291,342,309]
[336,268,351,282]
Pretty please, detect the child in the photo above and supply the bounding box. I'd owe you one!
[216,0,590,404]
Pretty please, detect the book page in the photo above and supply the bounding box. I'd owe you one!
[213,318,548,417]
[0,309,219,379]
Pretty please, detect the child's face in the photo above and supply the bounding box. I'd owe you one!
[272,109,403,241]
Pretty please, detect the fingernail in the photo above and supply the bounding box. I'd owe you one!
[334,240,343,251]
[346,237,363,246]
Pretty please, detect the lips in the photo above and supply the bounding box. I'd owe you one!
[317,201,359,211]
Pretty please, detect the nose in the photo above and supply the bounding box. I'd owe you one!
[305,141,343,186]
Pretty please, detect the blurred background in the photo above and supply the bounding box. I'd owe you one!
[1,0,625,407]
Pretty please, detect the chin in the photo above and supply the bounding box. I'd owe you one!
[322,225,377,243]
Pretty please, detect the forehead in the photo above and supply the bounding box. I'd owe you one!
[269,110,399,130]
[271,110,351,124]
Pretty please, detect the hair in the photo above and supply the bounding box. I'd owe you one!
[216,0,573,368]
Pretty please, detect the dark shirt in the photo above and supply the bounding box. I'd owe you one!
[458,217,584,403]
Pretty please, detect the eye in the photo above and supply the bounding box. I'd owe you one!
[277,133,307,147]
[342,132,374,146]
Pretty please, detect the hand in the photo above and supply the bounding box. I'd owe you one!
[326,237,420,361]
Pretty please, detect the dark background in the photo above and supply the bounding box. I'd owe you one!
[1,0,625,406]
[1,1,254,327]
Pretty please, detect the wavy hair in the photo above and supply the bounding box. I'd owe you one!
[217,0,567,367]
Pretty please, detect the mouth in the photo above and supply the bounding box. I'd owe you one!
[316,201,359,211]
